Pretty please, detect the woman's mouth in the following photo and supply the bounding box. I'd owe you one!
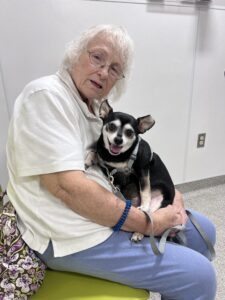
[90,80,103,89]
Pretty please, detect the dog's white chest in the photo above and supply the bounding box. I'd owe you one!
[106,161,131,173]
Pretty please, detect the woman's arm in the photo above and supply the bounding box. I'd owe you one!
[40,171,186,236]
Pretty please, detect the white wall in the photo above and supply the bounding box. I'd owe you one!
[0,0,224,186]
[0,66,9,187]
[185,8,225,181]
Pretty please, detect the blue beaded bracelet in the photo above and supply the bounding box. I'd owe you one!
[112,200,132,232]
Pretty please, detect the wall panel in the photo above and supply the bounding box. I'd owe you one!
[0,0,224,185]
[185,8,225,181]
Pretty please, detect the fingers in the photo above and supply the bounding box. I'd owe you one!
[180,207,188,224]
[173,189,184,206]
[174,189,188,224]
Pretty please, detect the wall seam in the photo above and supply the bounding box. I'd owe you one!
[183,9,201,182]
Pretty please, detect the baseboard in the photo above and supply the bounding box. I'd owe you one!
[175,175,225,193]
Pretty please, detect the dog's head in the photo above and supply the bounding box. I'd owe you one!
[99,100,155,156]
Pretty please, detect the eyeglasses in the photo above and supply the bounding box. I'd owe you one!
[88,51,125,80]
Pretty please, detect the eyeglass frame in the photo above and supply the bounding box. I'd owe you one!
[87,50,125,80]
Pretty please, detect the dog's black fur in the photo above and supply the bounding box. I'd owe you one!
[96,100,175,211]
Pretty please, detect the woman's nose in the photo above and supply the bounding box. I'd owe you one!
[98,65,110,78]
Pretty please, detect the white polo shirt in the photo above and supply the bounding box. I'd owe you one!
[6,68,113,257]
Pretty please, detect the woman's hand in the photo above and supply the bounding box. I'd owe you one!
[149,190,188,236]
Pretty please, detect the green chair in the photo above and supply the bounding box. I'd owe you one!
[32,269,149,300]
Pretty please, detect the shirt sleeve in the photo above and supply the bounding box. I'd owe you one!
[13,89,85,177]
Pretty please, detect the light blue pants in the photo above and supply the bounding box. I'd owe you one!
[36,210,217,300]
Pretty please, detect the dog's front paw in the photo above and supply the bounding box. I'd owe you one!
[131,232,144,242]
[85,151,98,169]
[138,204,150,214]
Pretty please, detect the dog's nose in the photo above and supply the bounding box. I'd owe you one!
[114,136,123,145]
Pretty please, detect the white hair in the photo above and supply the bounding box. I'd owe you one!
[61,24,134,101]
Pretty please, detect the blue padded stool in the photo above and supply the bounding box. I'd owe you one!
[32,269,149,300]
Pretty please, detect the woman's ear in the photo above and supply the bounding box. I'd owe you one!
[99,99,113,119]
[137,115,155,134]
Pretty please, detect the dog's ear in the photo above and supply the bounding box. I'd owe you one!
[99,99,113,119]
[137,115,155,134]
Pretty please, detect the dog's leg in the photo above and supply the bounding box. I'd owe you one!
[139,173,151,213]
[85,150,98,169]
[131,172,151,242]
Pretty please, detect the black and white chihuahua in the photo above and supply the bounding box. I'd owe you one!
[86,100,175,241]
[86,100,215,259]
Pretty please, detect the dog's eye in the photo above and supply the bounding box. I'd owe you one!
[107,123,117,132]
[125,129,134,138]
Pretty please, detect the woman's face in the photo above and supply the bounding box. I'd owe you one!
[70,36,123,106]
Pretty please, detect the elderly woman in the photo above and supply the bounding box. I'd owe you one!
[7,24,216,299]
